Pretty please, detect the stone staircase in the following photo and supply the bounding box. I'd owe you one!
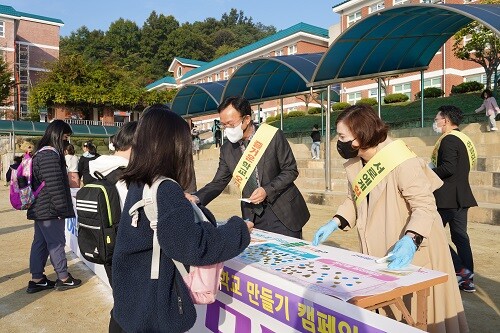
[193,122,500,224]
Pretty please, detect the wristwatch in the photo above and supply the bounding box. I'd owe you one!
[406,231,424,250]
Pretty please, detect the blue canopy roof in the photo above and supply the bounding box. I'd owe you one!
[171,81,227,117]
[311,4,500,87]
[222,53,324,104]
[0,120,119,137]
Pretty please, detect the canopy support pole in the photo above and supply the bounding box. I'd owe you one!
[377,78,382,118]
[280,98,284,131]
[421,70,425,128]
[325,86,332,191]
[321,92,325,137]
[257,104,261,124]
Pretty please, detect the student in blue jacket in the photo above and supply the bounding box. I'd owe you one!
[111,105,252,333]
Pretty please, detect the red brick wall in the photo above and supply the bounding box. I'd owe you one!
[16,20,60,47]
[296,41,327,54]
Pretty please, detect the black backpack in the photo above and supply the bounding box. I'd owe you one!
[76,169,123,264]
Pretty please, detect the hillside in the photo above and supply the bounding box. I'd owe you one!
[269,93,487,136]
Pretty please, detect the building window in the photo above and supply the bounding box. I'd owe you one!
[465,74,486,85]
[347,11,361,27]
[369,2,385,13]
[287,44,297,55]
[0,21,4,38]
[176,67,182,78]
[207,76,213,83]
[275,49,283,56]
[347,92,361,104]
[393,83,412,99]
[369,88,385,102]
[423,77,442,88]
[394,0,410,5]
[215,73,220,81]
[223,70,229,80]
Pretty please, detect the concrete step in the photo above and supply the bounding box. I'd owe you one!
[301,190,499,225]
[472,186,500,203]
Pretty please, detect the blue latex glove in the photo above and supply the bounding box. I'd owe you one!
[387,235,417,270]
[312,220,339,246]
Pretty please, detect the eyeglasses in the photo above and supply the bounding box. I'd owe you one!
[219,117,246,130]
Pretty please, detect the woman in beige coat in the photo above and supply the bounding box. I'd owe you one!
[313,105,468,333]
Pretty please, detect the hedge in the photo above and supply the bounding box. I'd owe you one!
[384,93,409,104]
[331,102,351,111]
[308,107,322,115]
[355,98,378,106]
[415,87,444,99]
[286,111,306,118]
[451,81,484,95]
[265,115,276,123]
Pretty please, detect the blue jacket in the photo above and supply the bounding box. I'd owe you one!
[112,180,250,333]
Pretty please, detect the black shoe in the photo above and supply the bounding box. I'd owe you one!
[26,275,56,293]
[55,273,82,291]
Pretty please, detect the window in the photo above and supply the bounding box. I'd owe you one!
[394,0,410,5]
[0,21,4,38]
[275,49,283,56]
[347,92,361,104]
[207,76,213,83]
[347,11,361,27]
[176,66,182,78]
[287,44,297,55]
[465,74,486,85]
[393,83,412,99]
[215,73,220,81]
[424,77,442,88]
[369,2,385,13]
[223,70,229,80]
[369,88,385,101]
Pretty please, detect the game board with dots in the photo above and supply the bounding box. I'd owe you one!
[237,243,319,266]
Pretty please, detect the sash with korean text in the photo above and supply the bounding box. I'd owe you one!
[232,124,278,195]
[431,130,477,169]
[352,140,416,205]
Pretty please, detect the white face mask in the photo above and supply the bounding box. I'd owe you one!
[108,142,116,151]
[224,120,244,143]
[432,122,442,134]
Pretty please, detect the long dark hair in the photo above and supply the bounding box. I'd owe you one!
[38,120,72,164]
[121,105,194,190]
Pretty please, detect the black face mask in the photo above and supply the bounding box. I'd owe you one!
[63,139,70,147]
[336,139,359,159]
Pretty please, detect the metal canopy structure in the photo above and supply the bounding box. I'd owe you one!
[221,53,324,104]
[171,81,227,117]
[310,4,500,87]
[0,120,119,137]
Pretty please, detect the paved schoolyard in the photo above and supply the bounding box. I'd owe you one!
[0,186,498,332]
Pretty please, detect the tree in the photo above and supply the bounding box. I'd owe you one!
[0,57,14,105]
[453,0,500,89]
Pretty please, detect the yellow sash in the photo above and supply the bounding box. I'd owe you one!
[352,140,416,205]
[431,130,476,169]
[232,124,278,195]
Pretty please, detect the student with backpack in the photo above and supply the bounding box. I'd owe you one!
[78,141,100,185]
[78,121,137,284]
[26,120,82,293]
[111,105,252,333]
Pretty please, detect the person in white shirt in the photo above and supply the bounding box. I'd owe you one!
[64,143,80,189]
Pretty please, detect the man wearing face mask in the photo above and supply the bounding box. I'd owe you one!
[185,96,310,238]
[431,105,478,293]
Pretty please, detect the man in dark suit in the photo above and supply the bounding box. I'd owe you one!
[432,105,477,292]
[186,96,310,238]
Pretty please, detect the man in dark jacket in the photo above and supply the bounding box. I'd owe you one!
[186,96,310,239]
[310,124,321,159]
[432,105,478,293]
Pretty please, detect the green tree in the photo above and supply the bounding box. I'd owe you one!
[453,0,500,89]
[0,57,14,105]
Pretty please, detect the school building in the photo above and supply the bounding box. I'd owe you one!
[0,4,63,120]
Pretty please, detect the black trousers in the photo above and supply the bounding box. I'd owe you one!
[438,208,474,273]
[252,205,302,239]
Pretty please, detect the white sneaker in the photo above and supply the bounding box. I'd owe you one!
[490,127,498,131]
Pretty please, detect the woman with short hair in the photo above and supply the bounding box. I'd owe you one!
[313,105,468,333]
